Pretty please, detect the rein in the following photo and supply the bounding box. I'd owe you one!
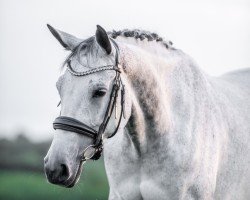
[53,39,125,160]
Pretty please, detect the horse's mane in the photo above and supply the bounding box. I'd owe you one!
[62,29,173,68]
[108,29,173,49]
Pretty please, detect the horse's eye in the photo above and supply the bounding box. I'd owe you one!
[93,89,107,98]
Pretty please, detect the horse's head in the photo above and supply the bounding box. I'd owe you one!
[44,25,131,187]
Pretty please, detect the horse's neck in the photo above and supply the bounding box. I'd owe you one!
[119,40,213,151]
[168,53,215,138]
[119,42,173,141]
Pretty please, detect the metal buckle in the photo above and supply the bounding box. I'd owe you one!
[81,145,97,162]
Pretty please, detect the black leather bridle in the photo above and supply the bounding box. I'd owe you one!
[53,39,125,160]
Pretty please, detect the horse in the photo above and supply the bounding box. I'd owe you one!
[44,24,250,200]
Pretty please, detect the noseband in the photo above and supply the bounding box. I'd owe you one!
[53,39,125,160]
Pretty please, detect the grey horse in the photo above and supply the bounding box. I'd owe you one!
[44,25,250,200]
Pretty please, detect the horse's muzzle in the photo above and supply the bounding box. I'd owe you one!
[44,156,82,187]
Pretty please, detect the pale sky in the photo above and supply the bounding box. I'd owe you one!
[0,0,249,141]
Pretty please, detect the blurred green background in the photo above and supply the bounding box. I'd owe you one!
[0,134,109,200]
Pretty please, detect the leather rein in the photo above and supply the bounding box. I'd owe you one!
[53,39,125,160]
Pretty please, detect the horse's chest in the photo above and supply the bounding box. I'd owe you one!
[104,135,199,200]
[105,154,177,200]
[104,135,143,199]
[104,145,167,199]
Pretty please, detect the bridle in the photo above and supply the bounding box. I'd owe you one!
[53,39,125,161]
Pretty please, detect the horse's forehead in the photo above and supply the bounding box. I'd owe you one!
[67,55,111,74]
[57,69,115,91]
[56,48,116,91]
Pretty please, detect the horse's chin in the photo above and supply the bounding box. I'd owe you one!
[64,161,84,188]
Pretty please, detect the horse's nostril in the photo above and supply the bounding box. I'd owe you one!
[60,164,69,180]
[44,162,70,184]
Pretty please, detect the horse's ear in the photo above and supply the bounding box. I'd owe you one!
[95,25,112,54]
[47,24,81,50]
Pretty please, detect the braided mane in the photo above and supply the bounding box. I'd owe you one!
[108,29,173,49]
[62,29,173,69]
